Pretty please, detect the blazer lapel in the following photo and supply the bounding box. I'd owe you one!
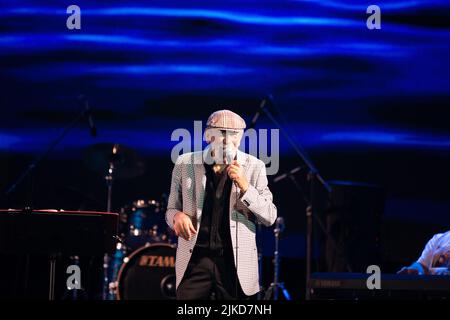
[193,148,209,223]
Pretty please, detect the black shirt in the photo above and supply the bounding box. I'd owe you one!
[195,162,233,252]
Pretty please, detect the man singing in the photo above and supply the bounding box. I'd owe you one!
[166,109,277,299]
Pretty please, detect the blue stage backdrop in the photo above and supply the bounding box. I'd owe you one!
[0,1,450,299]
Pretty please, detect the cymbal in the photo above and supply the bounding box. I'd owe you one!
[83,143,147,179]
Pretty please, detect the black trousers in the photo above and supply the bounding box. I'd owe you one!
[176,247,248,300]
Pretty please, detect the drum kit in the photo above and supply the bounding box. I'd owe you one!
[4,140,288,300]
[83,143,177,300]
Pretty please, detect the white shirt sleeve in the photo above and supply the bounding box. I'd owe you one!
[417,233,443,270]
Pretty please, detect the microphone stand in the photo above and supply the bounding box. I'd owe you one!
[247,98,267,300]
[256,221,264,300]
[5,100,95,206]
[260,95,333,300]
[264,217,291,300]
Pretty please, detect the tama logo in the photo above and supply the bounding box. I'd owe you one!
[139,255,175,268]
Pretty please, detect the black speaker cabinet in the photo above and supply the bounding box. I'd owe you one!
[321,181,385,273]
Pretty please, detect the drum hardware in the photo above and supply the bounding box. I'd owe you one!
[83,143,147,212]
[264,217,291,300]
[106,241,129,300]
[83,143,147,181]
[160,274,177,299]
[113,235,124,244]
[83,142,148,299]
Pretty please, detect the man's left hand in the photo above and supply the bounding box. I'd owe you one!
[227,160,249,192]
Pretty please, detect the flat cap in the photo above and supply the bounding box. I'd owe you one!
[206,109,246,130]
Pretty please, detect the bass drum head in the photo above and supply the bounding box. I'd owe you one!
[117,243,176,300]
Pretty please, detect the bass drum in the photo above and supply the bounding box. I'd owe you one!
[116,243,177,300]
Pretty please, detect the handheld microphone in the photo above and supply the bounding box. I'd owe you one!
[225,146,239,187]
[225,146,235,165]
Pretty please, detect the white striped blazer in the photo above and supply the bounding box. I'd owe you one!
[165,145,277,296]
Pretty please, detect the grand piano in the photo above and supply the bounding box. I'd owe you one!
[0,208,119,299]
[0,208,118,255]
